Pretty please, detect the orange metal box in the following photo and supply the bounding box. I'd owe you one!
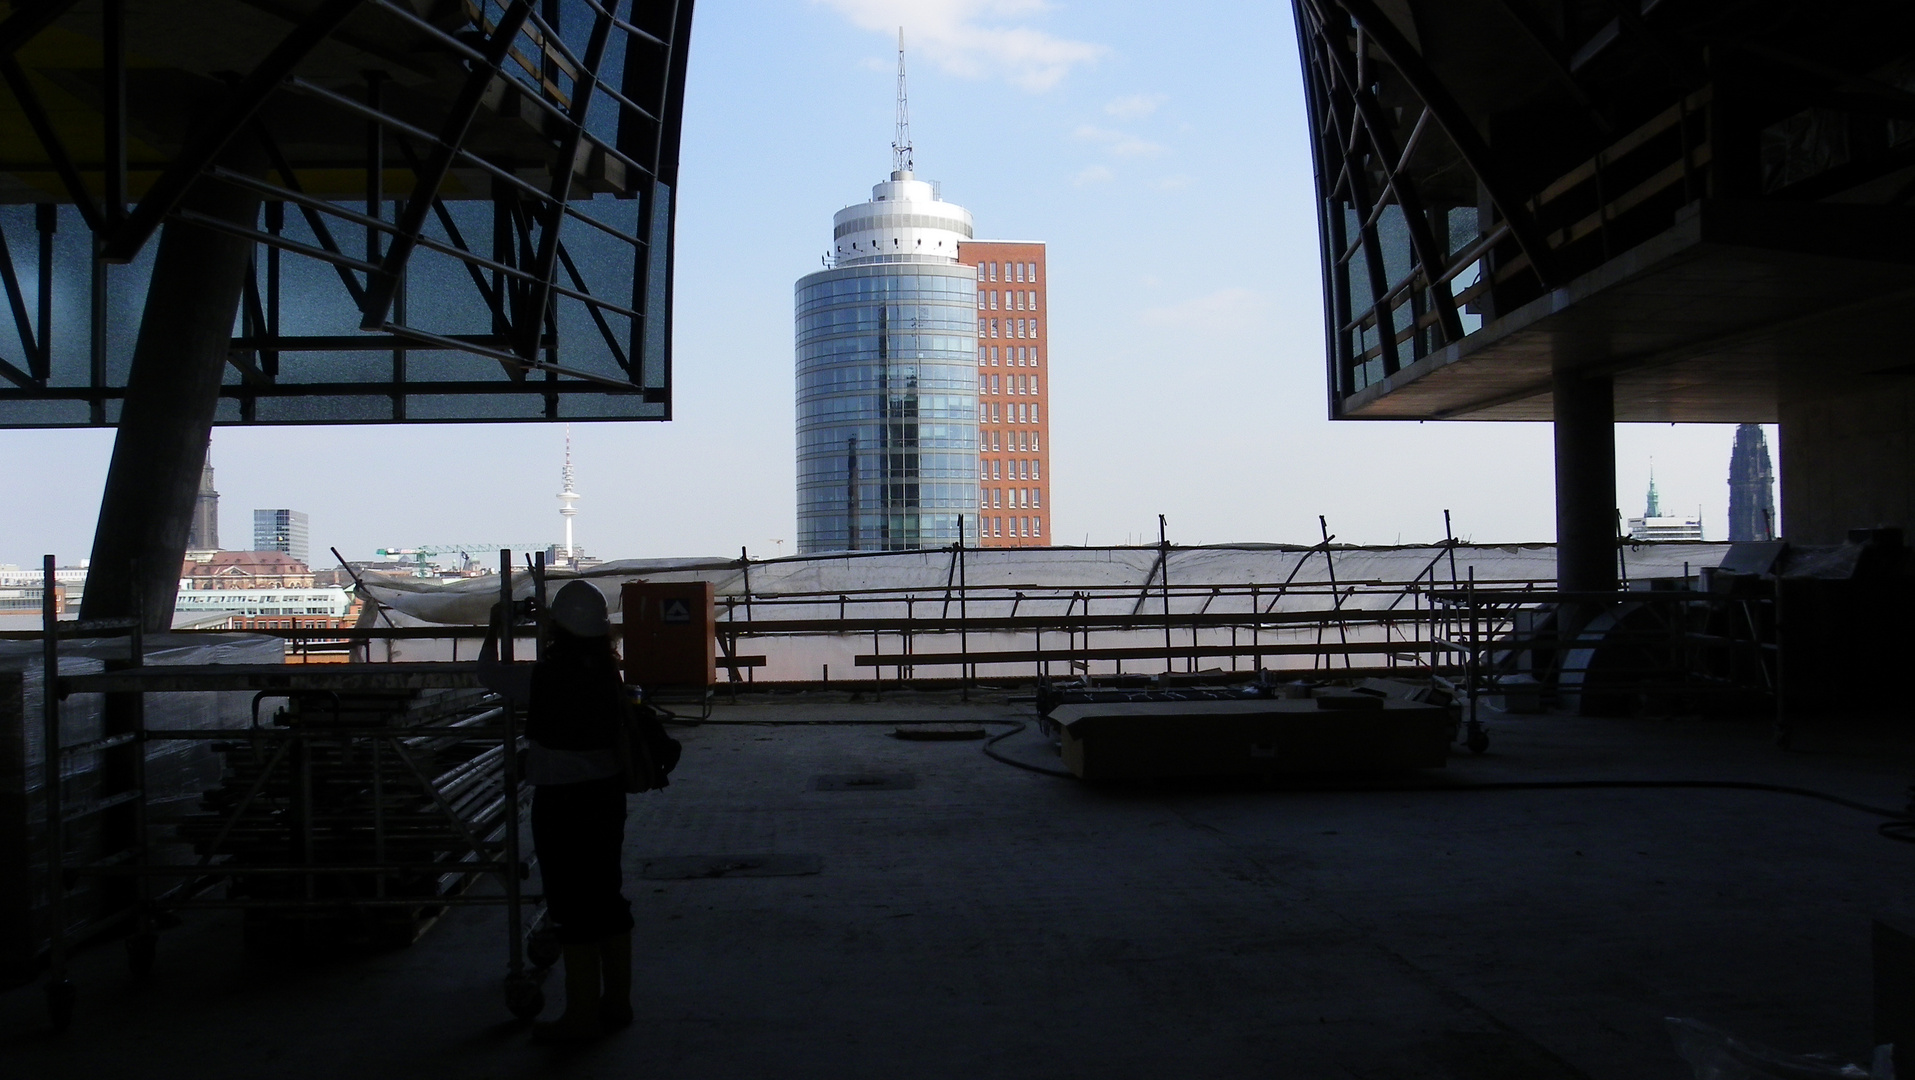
[620,581,716,688]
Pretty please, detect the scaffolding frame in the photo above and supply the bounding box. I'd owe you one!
[33,550,554,1032]
[1428,577,1781,741]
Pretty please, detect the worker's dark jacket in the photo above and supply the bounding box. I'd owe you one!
[525,655,634,944]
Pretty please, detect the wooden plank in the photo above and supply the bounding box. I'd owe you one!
[717,608,1460,636]
[856,640,1445,668]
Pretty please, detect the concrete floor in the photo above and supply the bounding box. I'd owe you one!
[4,691,1913,1079]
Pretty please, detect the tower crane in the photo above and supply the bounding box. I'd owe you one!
[373,545,545,577]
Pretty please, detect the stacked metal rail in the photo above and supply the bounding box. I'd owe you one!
[172,686,514,950]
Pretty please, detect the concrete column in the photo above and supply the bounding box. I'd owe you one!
[1553,370,1618,594]
[1779,384,1915,544]
[81,146,265,630]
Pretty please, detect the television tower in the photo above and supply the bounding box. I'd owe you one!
[557,426,579,559]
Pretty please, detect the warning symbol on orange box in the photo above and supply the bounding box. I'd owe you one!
[661,599,692,624]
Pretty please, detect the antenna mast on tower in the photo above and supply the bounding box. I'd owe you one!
[891,28,913,176]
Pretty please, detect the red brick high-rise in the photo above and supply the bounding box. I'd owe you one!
[958,241,1048,547]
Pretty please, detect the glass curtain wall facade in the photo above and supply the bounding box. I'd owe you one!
[252,509,311,565]
[796,262,978,552]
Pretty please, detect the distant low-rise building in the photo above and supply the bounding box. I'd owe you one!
[0,582,64,615]
[173,586,354,629]
[1626,473,1704,541]
[545,545,602,572]
[180,551,313,590]
[0,564,88,613]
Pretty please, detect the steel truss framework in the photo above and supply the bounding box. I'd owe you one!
[0,0,693,426]
[1292,0,1915,413]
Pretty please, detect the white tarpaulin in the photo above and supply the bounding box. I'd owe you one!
[357,542,1735,627]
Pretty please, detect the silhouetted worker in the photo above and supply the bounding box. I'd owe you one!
[482,580,674,1041]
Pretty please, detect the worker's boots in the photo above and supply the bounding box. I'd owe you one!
[600,931,633,1029]
[531,943,603,1043]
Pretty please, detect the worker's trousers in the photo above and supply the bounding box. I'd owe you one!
[531,775,635,944]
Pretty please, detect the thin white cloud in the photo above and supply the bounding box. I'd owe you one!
[1072,164,1113,186]
[1152,174,1193,191]
[1140,288,1270,329]
[1074,124,1166,158]
[1104,93,1165,120]
[816,0,1107,91]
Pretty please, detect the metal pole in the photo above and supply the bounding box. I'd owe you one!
[41,554,73,1026]
[1467,566,1480,729]
[531,551,546,662]
[1320,515,1352,669]
[958,517,968,699]
[1159,515,1172,674]
[1444,509,1458,586]
[740,547,753,623]
[125,561,152,967]
[1772,574,1789,748]
[372,733,386,900]
[296,707,314,946]
[497,550,525,987]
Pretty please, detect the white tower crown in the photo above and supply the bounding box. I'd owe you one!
[830,30,972,266]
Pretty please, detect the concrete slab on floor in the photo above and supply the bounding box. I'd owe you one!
[3,691,1913,1079]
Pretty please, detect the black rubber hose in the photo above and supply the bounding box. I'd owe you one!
[982,720,1074,778]
[650,715,1074,774]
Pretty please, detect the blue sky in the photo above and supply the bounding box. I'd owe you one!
[0,1,1763,567]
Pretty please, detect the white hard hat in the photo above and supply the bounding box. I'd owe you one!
[548,581,610,637]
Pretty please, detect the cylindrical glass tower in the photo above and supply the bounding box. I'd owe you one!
[796,171,978,553]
